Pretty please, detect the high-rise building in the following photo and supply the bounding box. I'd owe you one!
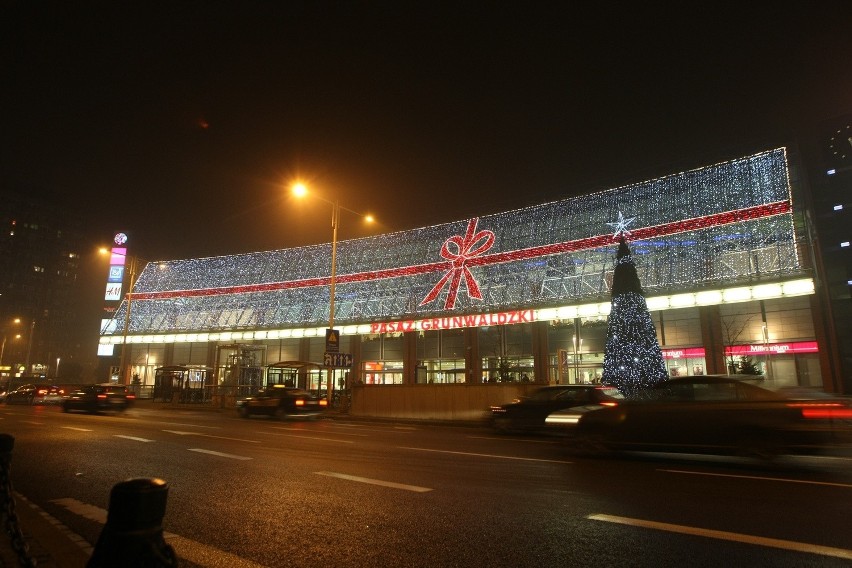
[0,186,86,380]
[800,115,852,393]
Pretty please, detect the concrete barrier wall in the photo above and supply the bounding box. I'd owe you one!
[349,383,545,423]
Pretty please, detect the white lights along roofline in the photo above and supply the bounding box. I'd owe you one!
[98,277,814,346]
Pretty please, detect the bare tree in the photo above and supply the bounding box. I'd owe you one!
[720,311,755,374]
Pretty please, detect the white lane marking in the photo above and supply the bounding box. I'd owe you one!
[50,498,267,567]
[114,435,155,443]
[267,426,369,437]
[24,421,45,425]
[660,469,852,489]
[264,433,355,443]
[400,446,573,464]
[588,514,852,560]
[147,420,221,430]
[163,430,261,443]
[324,423,415,434]
[61,426,92,432]
[467,435,559,444]
[188,448,253,460]
[315,471,433,493]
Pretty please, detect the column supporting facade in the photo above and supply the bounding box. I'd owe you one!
[531,321,550,383]
[463,327,481,383]
[698,305,726,375]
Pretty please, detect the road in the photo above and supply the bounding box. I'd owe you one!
[2,402,852,567]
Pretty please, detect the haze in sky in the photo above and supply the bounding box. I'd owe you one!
[3,2,851,260]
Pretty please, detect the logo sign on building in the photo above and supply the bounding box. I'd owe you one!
[99,232,131,355]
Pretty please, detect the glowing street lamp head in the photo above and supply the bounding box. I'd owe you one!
[291,182,308,198]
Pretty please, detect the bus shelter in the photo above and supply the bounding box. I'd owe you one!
[153,365,212,403]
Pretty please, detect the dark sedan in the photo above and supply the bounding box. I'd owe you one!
[5,384,40,404]
[489,385,624,434]
[236,385,328,419]
[61,384,135,413]
[569,375,852,459]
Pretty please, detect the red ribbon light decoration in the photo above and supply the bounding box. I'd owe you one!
[419,218,495,309]
[130,201,792,305]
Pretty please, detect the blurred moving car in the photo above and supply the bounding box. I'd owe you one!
[35,385,65,405]
[237,385,328,419]
[61,384,135,413]
[489,385,623,434]
[569,375,852,459]
[5,384,40,404]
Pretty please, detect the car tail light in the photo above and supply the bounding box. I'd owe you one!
[97,394,107,400]
[126,394,135,400]
[600,401,619,407]
[295,399,305,406]
[37,389,47,395]
[788,402,852,419]
[319,399,328,407]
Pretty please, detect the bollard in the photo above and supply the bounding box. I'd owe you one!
[0,433,37,568]
[87,478,178,567]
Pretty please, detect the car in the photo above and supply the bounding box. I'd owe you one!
[568,375,852,459]
[34,385,65,405]
[236,385,328,419]
[488,385,624,434]
[61,383,135,413]
[4,384,40,404]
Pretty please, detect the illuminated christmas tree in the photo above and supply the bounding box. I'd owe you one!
[601,236,668,396]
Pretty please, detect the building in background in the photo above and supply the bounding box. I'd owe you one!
[98,148,840,406]
[799,114,852,393]
[0,186,86,382]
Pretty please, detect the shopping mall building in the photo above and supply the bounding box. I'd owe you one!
[98,148,844,415]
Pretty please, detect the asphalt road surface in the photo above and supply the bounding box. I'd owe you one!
[3,402,852,567]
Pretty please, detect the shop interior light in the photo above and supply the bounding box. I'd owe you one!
[752,283,783,299]
[696,290,723,305]
[645,296,670,310]
[722,287,752,302]
[111,278,816,346]
[669,293,696,308]
[782,279,814,296]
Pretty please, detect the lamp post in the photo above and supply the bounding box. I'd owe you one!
[291,182,373,403]
[24,319,35,375]
[0,318,22,371]
[118,255,141,384]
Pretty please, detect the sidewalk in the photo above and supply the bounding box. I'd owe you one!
[2,491,91,568]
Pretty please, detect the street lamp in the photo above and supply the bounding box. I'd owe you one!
[291,182,374,402]
[0,318,23,371]
[118,254,142,384]
[24,318,35,375]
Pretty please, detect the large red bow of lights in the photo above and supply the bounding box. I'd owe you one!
[130,201,791,305]
[419,217,495,309]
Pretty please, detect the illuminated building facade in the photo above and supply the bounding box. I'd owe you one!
[99,148,843,396]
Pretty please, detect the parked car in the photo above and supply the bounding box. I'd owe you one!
[61,384,135,413]
[568,375,852,459]
[489,385,624,434]
[5,384,39,404]
[236,385,328,419]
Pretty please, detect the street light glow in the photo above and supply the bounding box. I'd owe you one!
[291,182,308,198]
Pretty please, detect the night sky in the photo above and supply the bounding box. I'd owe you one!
[3,1,852,262]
